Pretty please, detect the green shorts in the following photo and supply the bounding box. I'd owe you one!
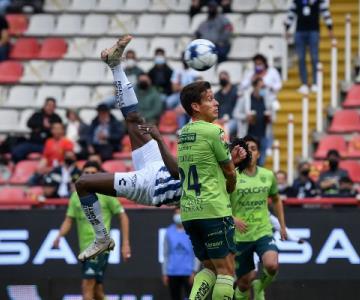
[235,235,278,278]
[183,216,236,261]
[81,252,109,283]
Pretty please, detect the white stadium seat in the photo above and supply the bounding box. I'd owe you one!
[25,14,55,36]
[259,37,285,59]
[125,38,150,60]
[49,61,79,83]
[76,61,107,84]
[92,38,118,58]
[35,86,64,107]
[54,15,82,36]
[137,61,154,72]
[199,68,217,85]
[21,61,51,84]
[79,108,97,125]
[82,14,109,36]
[169,0,191,12]
[271,13,287,34]
[225,13,245,35]
[136,14,164,35]
[66,0,97,12]
[65,38,95,59]
[5,86,36,108]
[108,14,136,35]
[232,0,258,12]
[257,0,276,11]
[91,85,114,106]
[62,86,91,108]
[111,109,124,121]
[44,0,71,12]
[190,13,207,33]
[103,68,114,84]
[243,14,272,35]
[148,38,178,59]
[122,0,150,12]
[18,109,35,132]
[149,0,175,12]
[217,61,243,84]
[0,86,8,104]
[96,0,124,12]
[162,14,190,35]
[0,109,20,132]
[228,37,258,60]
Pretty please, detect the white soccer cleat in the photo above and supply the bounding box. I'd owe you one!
[297,84,309,95]
[78,237,115,261]
[311,84,318,93]
[101,34,132,68]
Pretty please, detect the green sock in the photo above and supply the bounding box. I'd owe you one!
[259,268,277,290]
[234,287,250,300]
[189,268,216,300]
[211,274,234,300]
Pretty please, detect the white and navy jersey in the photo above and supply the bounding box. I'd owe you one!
[153,166,182,206]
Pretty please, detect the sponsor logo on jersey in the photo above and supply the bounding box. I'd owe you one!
[237,186,270,196]
[178,133,196,144]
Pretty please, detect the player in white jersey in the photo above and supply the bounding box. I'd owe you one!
[75,35,181,261]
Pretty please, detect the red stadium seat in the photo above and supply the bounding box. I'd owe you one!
[0,61,23,83]
[314,135,347,159]
[113,135,131,159]
[9,160,38,184]
[159,110,178,134]
[328,110,360,133]
[0,187,33,209]
[102,160,129,173]
[347,135,360,158]
[10,38,40,59]
[309,160,328,182]
[343,84,360,108]
[340,160,360,183]
[5,14,28,36]
[76,160,86,170]
[38,38,67,59]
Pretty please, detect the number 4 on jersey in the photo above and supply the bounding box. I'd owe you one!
[179,165,201,196]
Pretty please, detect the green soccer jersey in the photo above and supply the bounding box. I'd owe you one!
[230,167,278,242]
[66,192,124,252]
[178,120,233,221]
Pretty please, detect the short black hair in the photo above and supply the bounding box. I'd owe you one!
[82,160,102,172]
[252,53,268,69]
[229,137,252,171]
[45,97,56,105]
[326,149,340,159]
[243,135,261,150]
[180,81,211,116]
[252,77,263,87]
[155,48,165,55]
[97,103,110,112]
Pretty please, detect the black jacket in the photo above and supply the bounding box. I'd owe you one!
[27,110,62,144]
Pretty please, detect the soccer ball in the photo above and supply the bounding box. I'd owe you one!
[184,39,218,71]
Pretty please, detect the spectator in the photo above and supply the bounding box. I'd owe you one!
[195,1,233,62]
[162,208,198,300]
[336,177,357,198]
[292,161,318,198]
[0,13,9,61]
[42,150,81,198]
[214,71,238,137]
[65,109,89,159]
[148,48,173,96]
[240,54,282,103]
[189,0,231,17]
[11,97,62,162]
[233,78,276,166]
[285,0,334,94]
[276,170,296,200]
[135,73,163,124]
[87,104,124,161]
[318,149,349,196]
[124,49,144,85]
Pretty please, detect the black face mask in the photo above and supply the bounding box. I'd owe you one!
[219,79,229,87]
[328,159,339,171]
[138,81,149,90]
[64,158,75,166]
[301,169,310,177]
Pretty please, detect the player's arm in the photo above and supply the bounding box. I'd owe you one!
[220,161,237,193]
[270,194,287,240]
[53,216,73,248]
[138,124,179,179]
[118,211,131,261]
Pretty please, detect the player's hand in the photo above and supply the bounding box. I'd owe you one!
[121,243,131,262]
[138,124,162,141]
[162,275,169,286]
[280,227,287,241]
[233,217,247,233]
[231,145,247,166]
[53,236,60,248]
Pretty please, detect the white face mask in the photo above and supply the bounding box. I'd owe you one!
[154,55,166,65]
[126,59,136,68]
[173,214,182,225]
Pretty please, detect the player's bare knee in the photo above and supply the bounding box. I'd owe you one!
[237,278,251,291]
[264,261,279,275]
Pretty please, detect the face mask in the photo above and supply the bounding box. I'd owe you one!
[138,81,149,90]
[173,214,182,225]
[301,169,310,177]
[219,79,229,87]
[255,65,265,73]
[328,159,339,171]
[126,59,136,68]
[64,158,75,166]
[278,183,287,190]
[258,88,266,97]
[154,55,166,65]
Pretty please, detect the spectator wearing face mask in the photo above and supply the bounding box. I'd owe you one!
[135,72,163,124]
[292,161,318,198]
[124,49,144,85]
[148,48,173,96]
[189,0,232,18]
[318,149,349,196]
[276,170,296,200]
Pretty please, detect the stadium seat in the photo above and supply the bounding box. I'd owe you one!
[169,0,191,12]
[49,61,79,83]
[35,86,63,107]
[9,160,39,184]
[314,135,347,159]
[44,0,71,12]
[190,13,207,33]
[124,38,149,60]
[309,160,328,182]
[232,0,259,12]
[200,68,217,85]
[82,14,109,36]
[328,110,360,133]
[162,14,190,35]
[62,86,91,108]
[54,15,82,36]
[102,160,128,173]
[257,0,277,11]
[0,61,23,83]
[243,14,272,35]
[91,85,114,105]
[136,14,164,35]
[27,186,44,200]
[159,111,178,134]
[149,0,176,12]
[111,109,124,122]
[113,135,131,159]
[21,61,52,83]
[5,14,28,36]
[228,37,258,59]
[96,0,124,12]
[92,38,118,58]
[217,61,243,84]
[66,0,97,12]
[343,84,360,108]
[76,61,107,84]
[65,38,95,59]
[38,38,67,59]
[0,109,19,132]
[271,13,287,34]
[347,135,360,158]
[0,188,31,209]
[10,38,40,59]
[25,14,55,36]
[79,108,97,125]
[4,86,36,108]
[340,160,360,183]
[122,0,150,12]
[225,13,245,35]
[108,14,136,35]
[259,37,284,59]
[148,38,177,59]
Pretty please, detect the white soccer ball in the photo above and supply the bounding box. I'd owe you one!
[184,39,218,71]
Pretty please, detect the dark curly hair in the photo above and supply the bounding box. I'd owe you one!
[229,137,252,172]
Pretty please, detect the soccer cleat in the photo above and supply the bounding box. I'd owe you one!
[78,237,115,261]
[101,34,133,68]
[311,84,318,93]
[252,279,265,300]
[234,288,250,300]
[297,84,309,95]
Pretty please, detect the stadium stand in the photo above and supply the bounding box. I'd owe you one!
[5,14,28,36]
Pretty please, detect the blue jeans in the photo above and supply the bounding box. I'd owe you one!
[0,44,9,62]
[11,142,43,163]
[295,31,319,85]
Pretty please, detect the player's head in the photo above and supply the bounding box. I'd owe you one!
[243,135,261,167]
[43,97,57,115]
[51,121,64,139]
[252,53,268,73]
[229,137,252,171]
[82,160,102,175]
[180,81,218,122]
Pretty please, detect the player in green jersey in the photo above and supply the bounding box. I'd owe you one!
[230,136,287,300]
[53,161,130,300]
[177,81,238,300]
